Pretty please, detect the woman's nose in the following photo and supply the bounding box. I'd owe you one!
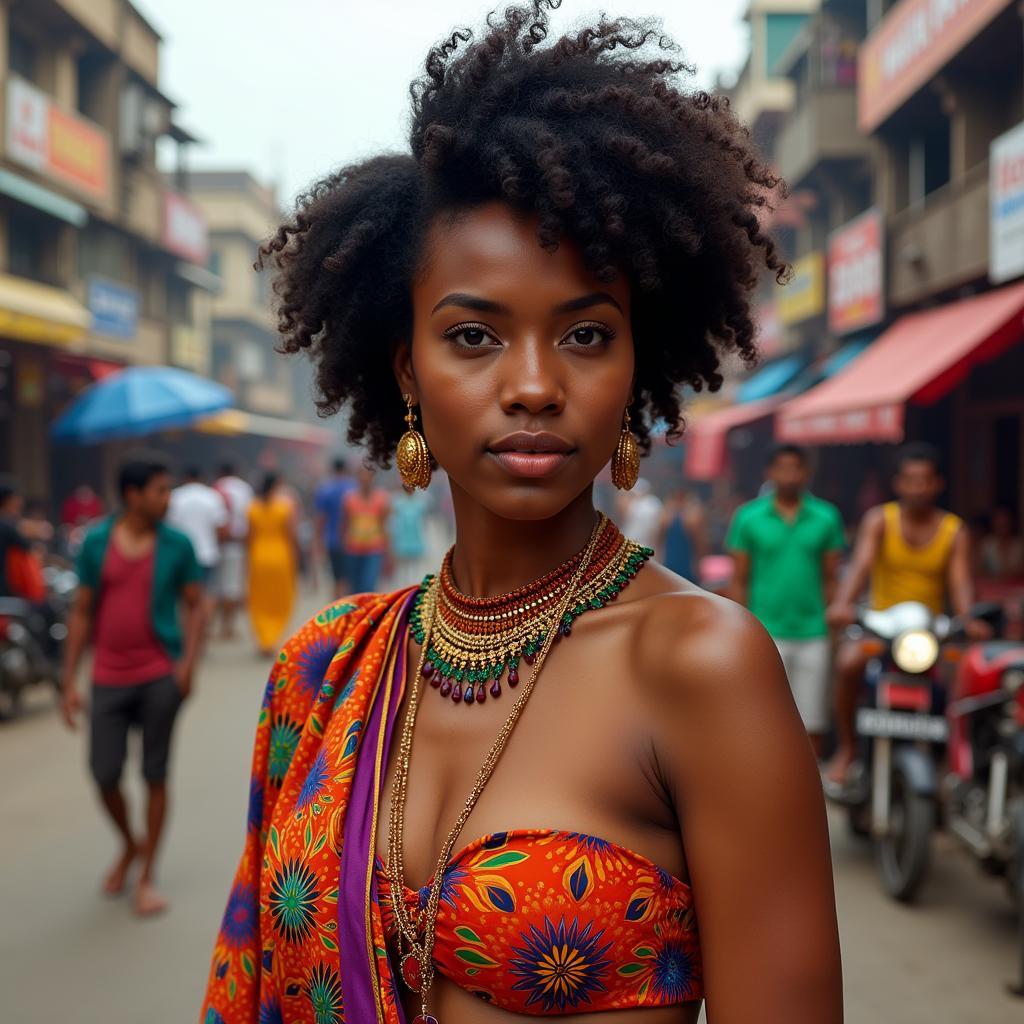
[497,339,566,416]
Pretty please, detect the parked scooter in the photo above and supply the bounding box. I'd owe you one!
[0,565,75,720]
[826,602,968,901]
[945,639,1024,994]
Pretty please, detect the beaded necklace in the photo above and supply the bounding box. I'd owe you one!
[409,514,652,708]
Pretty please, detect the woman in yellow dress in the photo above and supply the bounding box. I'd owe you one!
[246,473,298,656]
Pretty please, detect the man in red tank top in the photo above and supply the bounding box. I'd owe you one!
[60,454,205,917]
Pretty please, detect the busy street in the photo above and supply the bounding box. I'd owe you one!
[0,595,1019,1024]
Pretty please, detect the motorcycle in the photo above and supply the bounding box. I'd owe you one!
[826,601,963,902]
[0,564,75,720]
[945,638,1024,994]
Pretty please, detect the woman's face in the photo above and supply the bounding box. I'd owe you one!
[397,202,634,522]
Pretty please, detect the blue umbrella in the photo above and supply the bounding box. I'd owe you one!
[51,366,234,443]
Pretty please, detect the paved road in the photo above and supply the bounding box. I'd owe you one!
[0,590,1020,1023]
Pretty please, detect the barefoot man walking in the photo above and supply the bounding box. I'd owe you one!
[61,455,205,916]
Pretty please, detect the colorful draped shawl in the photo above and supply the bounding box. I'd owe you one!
[202,589,415,1024]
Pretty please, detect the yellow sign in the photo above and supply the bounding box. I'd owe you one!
[779,252,825,326]
[171,324,210,373]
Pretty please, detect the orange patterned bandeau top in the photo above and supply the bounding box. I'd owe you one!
[376,827,703,1014]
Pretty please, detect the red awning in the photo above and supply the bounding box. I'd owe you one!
[684,398,783,481]
[777,282,1024,445]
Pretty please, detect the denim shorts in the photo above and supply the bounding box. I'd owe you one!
[89,675,183,789]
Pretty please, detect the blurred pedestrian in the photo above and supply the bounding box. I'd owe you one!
[0,474,32,596]
[167,468,228,621]
[212,463,254,639]
[825,443,990,784]
[620,477,662,552]
[341,465,390,594]
[60,453,204,917]
[247,473,298,657]
[314,458,356,599]
[727,445,845,756]
[660,488,707,582]
[388,484,431,588]
[979,505,1024,580]
[60,482,104,530]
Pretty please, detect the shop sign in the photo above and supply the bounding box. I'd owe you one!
[163,191,209,265]
[859,0,1012,133]
[171,323,211,373]
[779,252,825,326]
[5,75,110,204]
[991,121,1024,285]
[87,277,139,340]
[828,208,885,334]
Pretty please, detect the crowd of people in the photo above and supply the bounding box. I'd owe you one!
[2,440,1022,923]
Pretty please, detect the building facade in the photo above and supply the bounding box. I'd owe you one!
[0,0,212,504]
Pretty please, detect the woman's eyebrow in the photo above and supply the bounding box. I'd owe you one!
[431,293,509,314]
[552,292,623,315]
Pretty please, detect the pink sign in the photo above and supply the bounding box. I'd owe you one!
[163,190,209,265]
[859,0,1012,133]
[828,208,884,335]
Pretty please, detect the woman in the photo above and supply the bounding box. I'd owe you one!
[203,6,842,1023]
[342,465,392,594]
[388,485,432,589]
[246,473,298,656]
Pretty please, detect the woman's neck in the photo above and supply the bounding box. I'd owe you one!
[447,485,599,598]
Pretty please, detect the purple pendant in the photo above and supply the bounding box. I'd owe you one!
[523,652,536,666]
[490,679,502,698]
[463,683,475,704]
[451,681,462,702]
[429,669,442,689]
[412,1016,439,1024]
[439,677,452,698]
[476,684,487,703]
[507,669,519,687]
[421,660,434,678]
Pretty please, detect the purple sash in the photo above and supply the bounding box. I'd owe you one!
[337,593,412,1022]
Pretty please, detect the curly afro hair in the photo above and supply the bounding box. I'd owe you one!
[258,0,787,465]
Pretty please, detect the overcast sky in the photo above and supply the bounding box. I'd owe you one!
[140,0,748,207]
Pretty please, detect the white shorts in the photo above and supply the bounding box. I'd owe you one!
[215,542,246,601]
[774,637,831,734]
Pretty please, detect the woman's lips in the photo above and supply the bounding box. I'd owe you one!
[489,450,571,478]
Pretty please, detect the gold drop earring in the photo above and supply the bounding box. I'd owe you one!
[611,407,640,491]
[396,393,432,490]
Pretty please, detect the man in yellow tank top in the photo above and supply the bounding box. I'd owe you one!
[824,443,989,785]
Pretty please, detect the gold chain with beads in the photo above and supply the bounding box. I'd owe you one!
[386,513,607,1022]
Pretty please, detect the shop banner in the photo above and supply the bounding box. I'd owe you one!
[88,277,139,340]
[163,191,209,265]
[991,121,1024,285]
[779,252,825,326]
[859,0,1012,133]
[828,208,885,335]
[5,75,110,204]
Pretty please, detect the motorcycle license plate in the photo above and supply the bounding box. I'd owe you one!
[856,708,948,742]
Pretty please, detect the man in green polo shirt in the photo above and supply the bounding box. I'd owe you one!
[727,444,846,756]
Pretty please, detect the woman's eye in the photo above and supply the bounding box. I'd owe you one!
[562,323,614,348]
[443,324,498,348]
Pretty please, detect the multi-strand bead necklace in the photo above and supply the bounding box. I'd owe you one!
[408,514,652,708]
[388,513,652,1023]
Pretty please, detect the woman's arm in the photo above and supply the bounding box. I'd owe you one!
[642,595,843,1023]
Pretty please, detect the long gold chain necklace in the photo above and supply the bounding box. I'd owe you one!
[387,515,647,1024]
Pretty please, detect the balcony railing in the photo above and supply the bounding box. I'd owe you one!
[776,87,870,185]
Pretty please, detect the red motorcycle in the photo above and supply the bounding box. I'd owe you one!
[945,639,1024,994]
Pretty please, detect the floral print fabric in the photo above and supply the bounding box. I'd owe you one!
[202,592,410,1024]
[377,829,703,1014]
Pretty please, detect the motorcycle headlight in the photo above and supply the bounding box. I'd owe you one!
[1004,669,1024,695]
[892,629,939,674]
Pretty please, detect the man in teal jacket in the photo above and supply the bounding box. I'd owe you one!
[61,454,204,917]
